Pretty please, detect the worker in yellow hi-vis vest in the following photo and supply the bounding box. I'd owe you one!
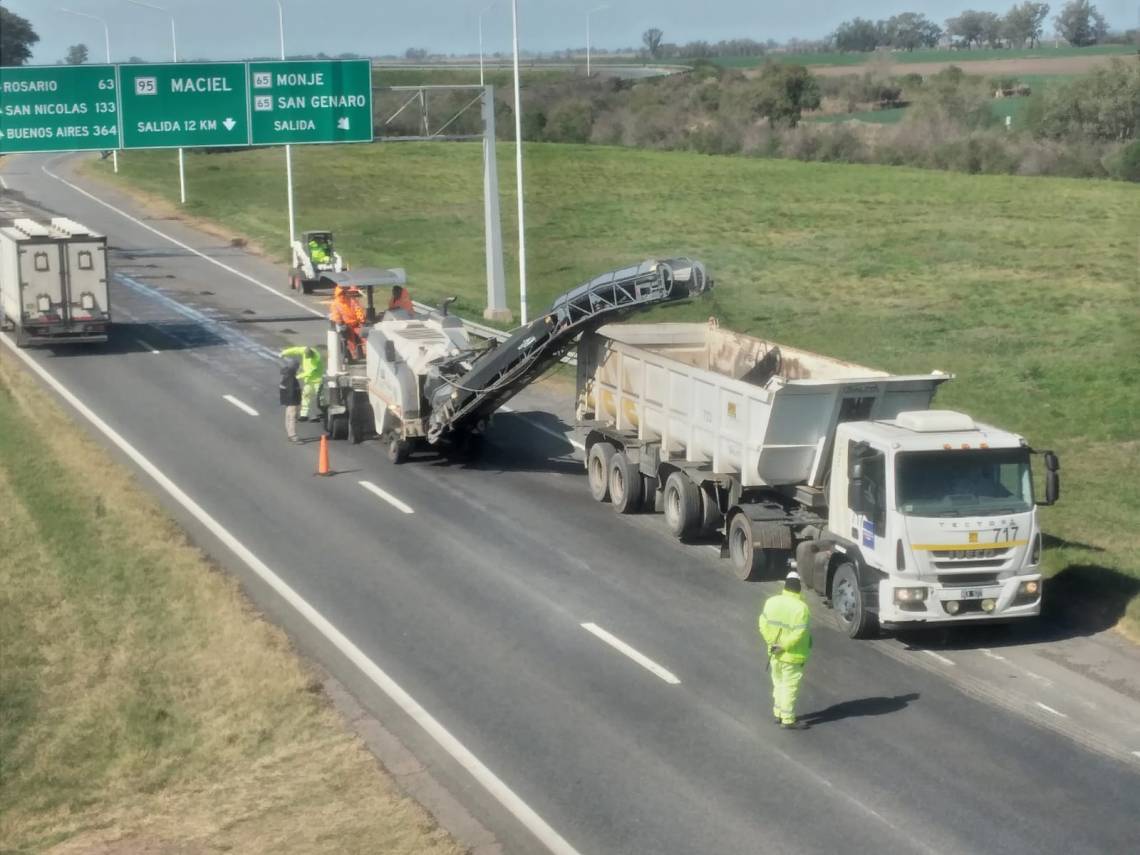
[758,571,813,730]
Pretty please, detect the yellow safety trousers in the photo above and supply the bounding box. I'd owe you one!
[771,659,805,724]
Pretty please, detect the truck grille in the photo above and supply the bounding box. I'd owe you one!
[937,573,1000,587]
[931,546,1011,571]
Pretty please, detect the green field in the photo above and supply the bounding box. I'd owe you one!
[811,98,1031,126]
[373,67,573,87]
[87,143,1140,635]
[713,44,1136,68]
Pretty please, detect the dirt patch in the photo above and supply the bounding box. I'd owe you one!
[805,53,1125,78]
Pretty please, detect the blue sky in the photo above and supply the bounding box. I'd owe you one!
[7,0,1136,65]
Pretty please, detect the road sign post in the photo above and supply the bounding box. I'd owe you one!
[247,60,373,146]
[118,62,249,150]
[0,65,120,154]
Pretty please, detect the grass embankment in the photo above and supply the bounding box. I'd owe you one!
[87,144,1139,635]
[373,67,573,87]
[0,358,461,852]
[713,44,1137,68]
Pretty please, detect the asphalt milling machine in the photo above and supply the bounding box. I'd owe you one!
[319,258,711,462]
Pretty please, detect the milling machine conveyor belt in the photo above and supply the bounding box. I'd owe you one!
[426,257,711,442]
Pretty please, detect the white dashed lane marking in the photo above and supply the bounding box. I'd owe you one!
[922,649,955,667]
[580,622,681,685]
[359,480,415,515]
[1035,701,1068,718]
[223,394,259,417]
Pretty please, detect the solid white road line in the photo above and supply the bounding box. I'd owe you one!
[359,480,415,515]
[134,338,160,354]
[1,332,582,855]
[580,622,681,685]
[40,159,323,319]
[1132,750,1140,759]
[1034,701,1067,718]
[223,394,259,417]
[0,174,8,190]
[922,649,955,667]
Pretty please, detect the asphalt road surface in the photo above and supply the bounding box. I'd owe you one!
[2,152,1138,855]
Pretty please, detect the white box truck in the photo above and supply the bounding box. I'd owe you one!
[0,217,110,346]
[577,321,1059,638]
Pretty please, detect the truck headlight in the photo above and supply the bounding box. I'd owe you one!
[981,598,997,613]
[1019,580,1039,596]
[894,587,927,603]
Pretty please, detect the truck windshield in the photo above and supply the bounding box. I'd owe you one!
[896,448,1032,517]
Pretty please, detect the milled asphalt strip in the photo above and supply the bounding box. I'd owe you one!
[580,622,682,685]
[0,332,583,855]
[223,394,259,417]
[133,337,160,354]
[40,159,323,319]
[359,480,415,515]
[497,404,586,451]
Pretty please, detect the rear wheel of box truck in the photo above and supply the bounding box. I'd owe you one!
[832,562,878,639]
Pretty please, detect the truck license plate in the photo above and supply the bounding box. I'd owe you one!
[960,588,983,600]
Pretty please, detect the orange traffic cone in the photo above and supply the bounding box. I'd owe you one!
[317,434,331,476]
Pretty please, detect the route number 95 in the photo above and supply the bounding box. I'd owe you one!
[134,76,158,96]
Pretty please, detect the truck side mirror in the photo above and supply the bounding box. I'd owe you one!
[1037,450,1060,506]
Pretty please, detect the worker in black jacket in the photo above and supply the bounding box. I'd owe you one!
[279,358,302,443]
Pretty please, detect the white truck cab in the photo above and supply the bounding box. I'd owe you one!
[827,411,1048,632]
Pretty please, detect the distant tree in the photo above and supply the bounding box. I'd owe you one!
[946,11,989,47]
[642,28,664,58]
[1054,1,1108,46]
[747,62,821,127]
[0,3,39,66]
[404,47,428,61]
[127,55,146,63]
[65,43,89,65]
[1003,2,1051,48]
[833,17,883,52]
[882,13,942,50]
[979,12,1006,47]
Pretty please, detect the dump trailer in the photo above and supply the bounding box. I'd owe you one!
[320,258,711,462]
[0,217,110,346]
[289,230,346,294]
[577,321,1059,637]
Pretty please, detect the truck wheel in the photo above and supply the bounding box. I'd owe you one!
[329,413,349,441]
[387,435,412,464]
[832,563,878,639]
[727,515,790,582]
[663,472,701,540]
[699,484,722,536]
[608,452,643,514]
[588,442,616,502]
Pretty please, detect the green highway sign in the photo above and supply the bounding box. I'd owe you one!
[0,65,120,154]
[119,62,249,150]
[248,60,373,145]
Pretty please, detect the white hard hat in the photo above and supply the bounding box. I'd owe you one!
[786,571,801,581]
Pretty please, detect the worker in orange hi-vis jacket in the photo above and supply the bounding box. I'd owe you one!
[330,284,367,360]
[388,284,414,315]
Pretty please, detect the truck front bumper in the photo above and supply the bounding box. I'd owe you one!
[876,573,1042,625]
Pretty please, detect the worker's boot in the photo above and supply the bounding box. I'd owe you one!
[780,720,808,730]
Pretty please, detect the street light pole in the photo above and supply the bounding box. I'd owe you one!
[586,5,607,78]
[276,1,296,252]
[125,0,184,204]
[510,0,527,324]
[478,4,496,87]
[59,7,118,173]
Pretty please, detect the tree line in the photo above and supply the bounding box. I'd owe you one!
[832,2,1111,52]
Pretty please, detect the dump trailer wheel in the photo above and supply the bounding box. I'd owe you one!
[832,562,878,639]
[608,452,643,514]
[699,484,722,536]
[663,472,701,539]
[588,442,616,502]
[289,267,302,291]
[728,515,791,582]
[387,434,412,464]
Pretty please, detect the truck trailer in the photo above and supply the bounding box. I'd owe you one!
[0,217,110,346]
[577,321,1059,637]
